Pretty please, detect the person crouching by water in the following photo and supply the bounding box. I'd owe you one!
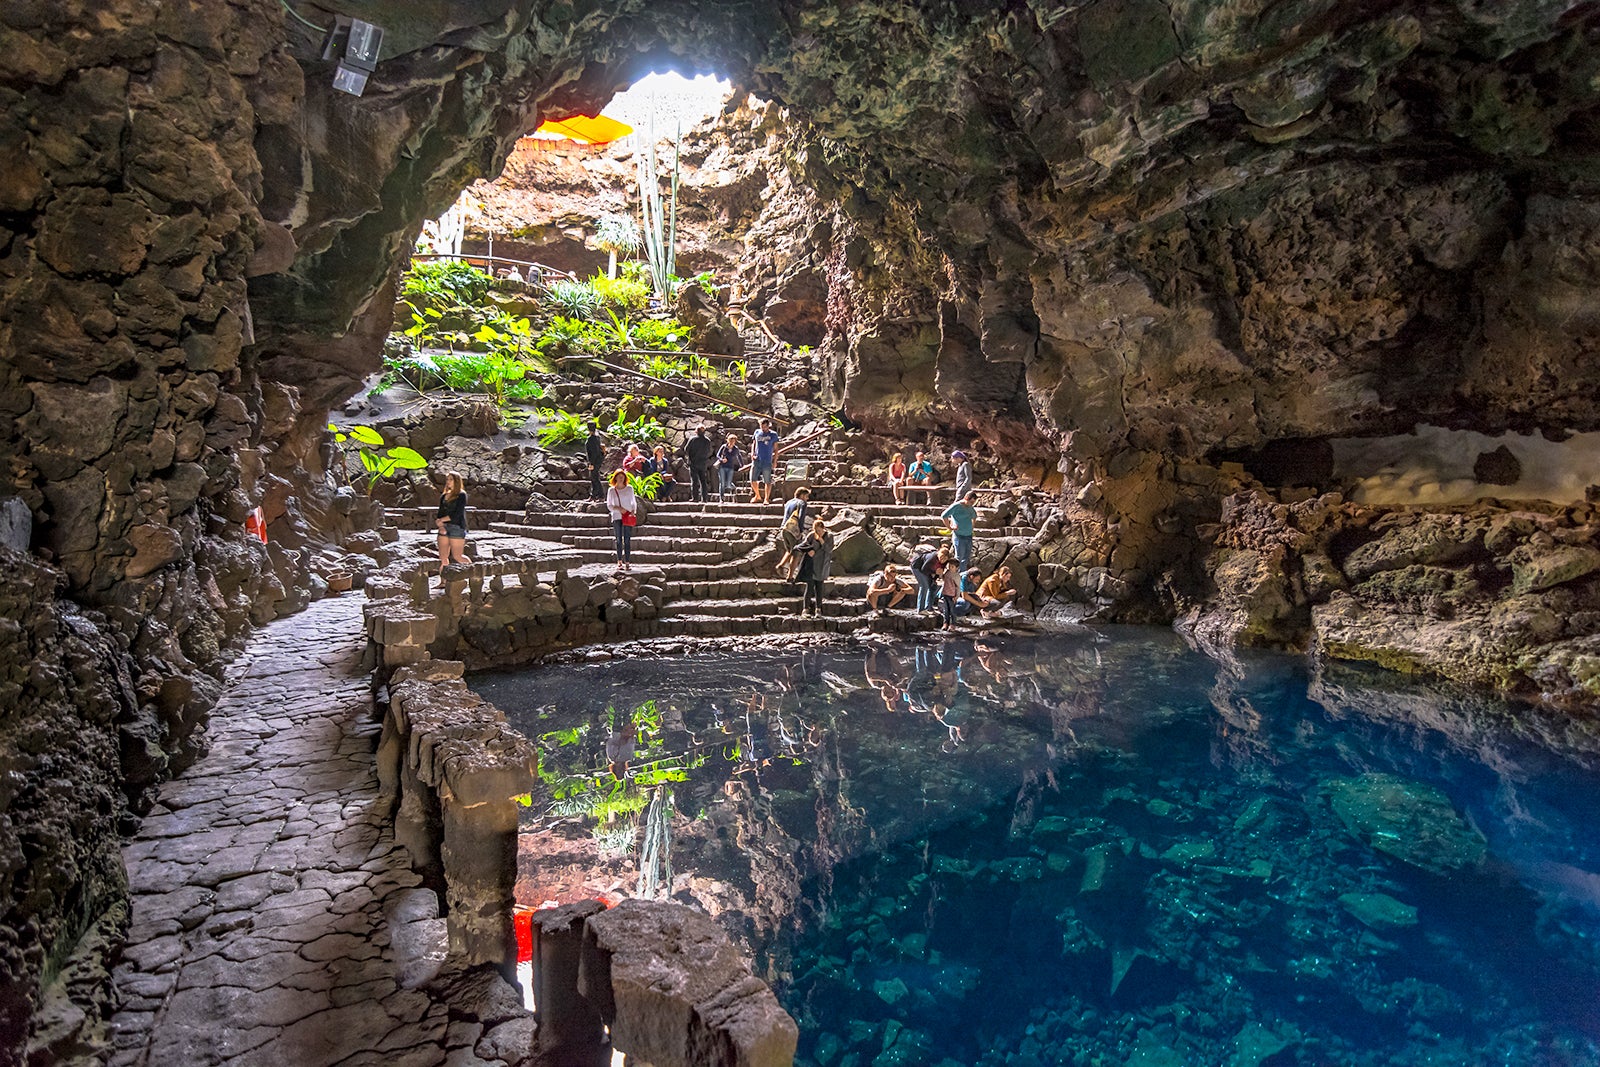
[434,471,471,578]
[865,562,912,614]
[792,517,834,617]
[606,470,638,573]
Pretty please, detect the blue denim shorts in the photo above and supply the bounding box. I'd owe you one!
[442,523,465,538]
[752,460,774,483]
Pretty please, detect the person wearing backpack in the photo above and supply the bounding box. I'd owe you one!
[777,486,811,577]
[685,426,713,503]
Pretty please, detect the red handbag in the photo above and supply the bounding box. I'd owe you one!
[621,510,637,527]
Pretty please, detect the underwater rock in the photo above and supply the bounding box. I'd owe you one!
[1160,839,1217,865]
[1326,773,1487,874]
[873,977,909,1005]
[1229,1022,1295,1067]
[1339,892,1419,929]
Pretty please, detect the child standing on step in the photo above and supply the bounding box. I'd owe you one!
[606,470,638,573]
[716,433,745,503]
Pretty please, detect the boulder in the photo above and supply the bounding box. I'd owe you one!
[1473,445,1522,485]
[1510,545,1600,594]
[829,528,884,574]
[1326,773,1487,874]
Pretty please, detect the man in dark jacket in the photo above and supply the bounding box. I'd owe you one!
[585,427,605,500]
[685,426,714,503]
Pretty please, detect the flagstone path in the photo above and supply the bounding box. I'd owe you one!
[106,595,534,1067]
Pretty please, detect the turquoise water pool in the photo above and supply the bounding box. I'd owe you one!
[472,627,1600,1066]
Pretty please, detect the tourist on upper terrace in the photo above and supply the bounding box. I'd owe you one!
[952,450,974,501]
[621,443,648,475]
[865,563,912,614]
[716,433,745,503]
[907,450,937,497]
[685,426,713,502]
[585,426,605,500]
[941,491,980,571]
[433,471,471,578]
[886,451,908,504]
[791,517,834,618]
[777,486,812,577]
[751,419,780,504]
[645,443,677,499]
[605,470,638,573]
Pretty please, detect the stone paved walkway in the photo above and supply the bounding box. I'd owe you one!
[108,595,531,1067]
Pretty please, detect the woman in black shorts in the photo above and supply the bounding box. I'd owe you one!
[434,471,472,576]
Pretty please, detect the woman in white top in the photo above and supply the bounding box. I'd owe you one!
[605,470,638,572]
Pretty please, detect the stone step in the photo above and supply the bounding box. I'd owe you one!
[552,534,752,556]
[671,577,872,598]
[558,548,733,566]
[658,597,866,619]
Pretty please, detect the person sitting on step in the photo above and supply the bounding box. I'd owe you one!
[886,451,908,504]
[644,443,677,499]
[621,442,648,475]
[865,563,912,614]
[906,449,937,497]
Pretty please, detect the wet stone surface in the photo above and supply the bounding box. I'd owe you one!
[109,596,528,1067]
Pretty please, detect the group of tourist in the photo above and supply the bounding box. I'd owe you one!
[865,555,1018,630]
[438,425,1024,623]
[589,419,783,508]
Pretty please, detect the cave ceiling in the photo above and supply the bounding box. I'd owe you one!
[244,0,1600,462]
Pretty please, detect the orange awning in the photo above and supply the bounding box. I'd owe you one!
[532,114,634,145]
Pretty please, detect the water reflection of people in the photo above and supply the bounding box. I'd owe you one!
[864,646,906,713]
[605,718,637,779]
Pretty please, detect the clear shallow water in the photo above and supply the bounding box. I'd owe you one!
[471,629,1600,1067]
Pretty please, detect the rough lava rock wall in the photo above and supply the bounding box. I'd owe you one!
[2,0,1600,1058]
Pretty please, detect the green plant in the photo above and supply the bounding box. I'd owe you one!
[690,270,717,296]
[609,409,664,444]
[728,359,747,382]
[599,308,633,350]
[327,423,428,496]
[627,471,665,500]
[384,348,544,405]
[639,353,688,379]
[403,304,469,353]
[630,318,688,351]
[595,214,642,279]
[706,401,739,417]
[546,279,602,319]
[402,260,492,306]
[590,269,650,313]
[536,407,587,447]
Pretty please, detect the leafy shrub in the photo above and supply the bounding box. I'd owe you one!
[590,270,650,313]
[402,260,492,306]
[383,348,544,406]
[327,423,428,495]
[631,318,688,350]
[627,471,665,500]
[639,354,688,379]
[610,409,664,444]
[536,407,587,447]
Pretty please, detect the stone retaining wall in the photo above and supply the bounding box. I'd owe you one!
[376,660,538,974]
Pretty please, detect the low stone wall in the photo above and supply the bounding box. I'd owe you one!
[363,555,673,676]
[531,900,798,1067]
[376,660,538,974]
